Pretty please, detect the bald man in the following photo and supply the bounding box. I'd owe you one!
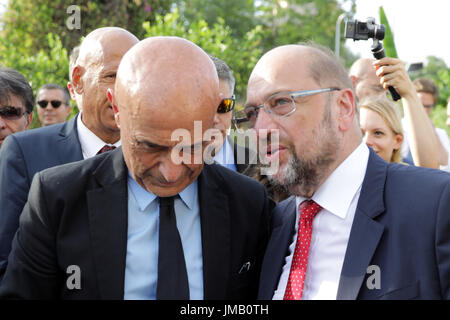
[0,37,270,300]
[0,27,139,280]
[243,43,450,300]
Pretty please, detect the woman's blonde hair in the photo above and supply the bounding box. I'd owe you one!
[359,96,404,163]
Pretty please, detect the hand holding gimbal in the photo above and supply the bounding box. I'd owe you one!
[345,17,401,101]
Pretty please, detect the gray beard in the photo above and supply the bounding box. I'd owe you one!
[266,104,339,198]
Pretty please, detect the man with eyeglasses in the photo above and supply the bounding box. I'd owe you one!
[0,27,139,281]
[0,67,34,149]
[36,83,72,127]
[245,43,450,300]
[209,55,255,174]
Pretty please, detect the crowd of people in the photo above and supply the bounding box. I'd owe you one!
[0,26,449,300]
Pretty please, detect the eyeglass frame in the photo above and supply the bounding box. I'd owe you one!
[234,87,341,126]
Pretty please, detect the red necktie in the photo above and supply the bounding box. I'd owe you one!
[284,200,322,300]
[97,145,116,154]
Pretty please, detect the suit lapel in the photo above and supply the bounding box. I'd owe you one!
[56,114,83,163]
[337,150,387,300]
[86,148,128,299]
[258,197,296,299]
[198,164,231,299]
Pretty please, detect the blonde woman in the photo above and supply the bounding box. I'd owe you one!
[359,96,404,163]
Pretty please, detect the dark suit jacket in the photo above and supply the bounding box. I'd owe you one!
[0,147,271,299]
[228,136,257,175]
[258,149,450,300]
[0,116,82,280]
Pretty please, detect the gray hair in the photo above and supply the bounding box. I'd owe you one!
[69,45,80,82]
[209,55,235,94]
[37,83,71,106]
[0,67,34,114]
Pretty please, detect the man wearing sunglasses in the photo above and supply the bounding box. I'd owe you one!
[248,43,450,300]
[36,83,72,127]
[0,67,34,149]
[0,27,139,281]
[209,55,255,174]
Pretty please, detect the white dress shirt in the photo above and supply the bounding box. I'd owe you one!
[273,142,369,300]
[77,112,121,159]
[213,137,237,171]
[401,118,450,172]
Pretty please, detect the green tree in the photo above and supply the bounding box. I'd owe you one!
[379,6,398,58]
[143,9,264,103]
[0,0,172,54]
[175,0,256,39]
[0,33,71,128]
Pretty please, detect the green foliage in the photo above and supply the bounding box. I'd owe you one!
[0,33,73,128]
[0,0,173,54]
[430,105,450,136]
[143,9,264,103]
[410,56,450,109]
[379,6,398,58]
[175,0,256,39]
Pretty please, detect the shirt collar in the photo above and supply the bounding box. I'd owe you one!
[296,142,369,220]
[77,112,121,159]
[127,170,198,212]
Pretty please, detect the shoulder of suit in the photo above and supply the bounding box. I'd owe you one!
[37,150,105,183]
[386,161,450,185]
[9,121,67,144]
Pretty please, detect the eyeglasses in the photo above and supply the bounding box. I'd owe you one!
[233,87,340,130]
[0,106,28,120]
[423,104,434,109]
[37,100,63,109]
[217,95,235,114]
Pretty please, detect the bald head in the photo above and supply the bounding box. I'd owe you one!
[349,58,384,99]
[115,36,219,124]
[71,27,138,144]
[110,36,221,196]
[249,44,353,103]
[77,27,139,70]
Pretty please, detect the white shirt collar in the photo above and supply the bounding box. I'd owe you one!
[77,112,121,159]
[296,142,369,220]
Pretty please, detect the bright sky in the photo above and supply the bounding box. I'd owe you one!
[345,0,450,66]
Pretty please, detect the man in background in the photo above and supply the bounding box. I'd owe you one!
[349,57,440,168]
[411,77,450,171]
[35,83,72,126]
[0,67,33,149]
[0,27,139,280]
[209,55,255,174]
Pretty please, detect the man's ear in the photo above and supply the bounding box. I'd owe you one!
[107,88,120,129]
[25,112,33,130]
[336,88,356,132]
[71,65,84,94]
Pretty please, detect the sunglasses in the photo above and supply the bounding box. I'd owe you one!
[0,106,28,120]
[37,100,63,109]
[217,95,235,114]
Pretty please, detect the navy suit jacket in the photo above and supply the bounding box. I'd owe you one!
[0,116,83,279]
[258,149,450,300]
